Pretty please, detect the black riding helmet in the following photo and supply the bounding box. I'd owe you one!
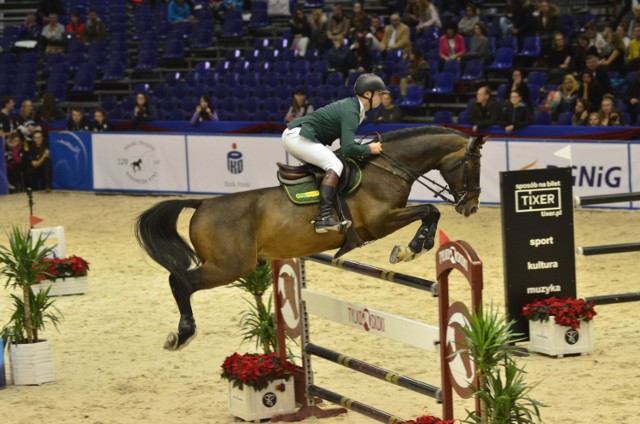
[354,73,390,110]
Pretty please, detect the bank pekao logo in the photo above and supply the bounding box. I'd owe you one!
[564,329,580,345]
[262,391,278,408]
[227,143,243,174]
[121,140,159,184]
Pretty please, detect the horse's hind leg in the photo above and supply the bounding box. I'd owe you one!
[164,270,200,351]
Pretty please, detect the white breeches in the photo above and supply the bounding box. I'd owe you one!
[282,126,343,176]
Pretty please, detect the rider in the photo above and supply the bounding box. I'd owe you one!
[282,73,387,233]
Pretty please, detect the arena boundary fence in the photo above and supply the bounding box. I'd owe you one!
[271,240,483,422]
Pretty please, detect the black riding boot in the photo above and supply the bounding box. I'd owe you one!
[314,170,351,233]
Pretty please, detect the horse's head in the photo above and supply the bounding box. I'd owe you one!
[440,135,487,217]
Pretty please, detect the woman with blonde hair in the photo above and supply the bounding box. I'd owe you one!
[546,74,579,120]
[16,99,41,142]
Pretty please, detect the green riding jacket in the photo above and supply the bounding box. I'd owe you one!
[287,97,372,157]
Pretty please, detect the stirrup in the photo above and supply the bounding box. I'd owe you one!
[312,217,352,234]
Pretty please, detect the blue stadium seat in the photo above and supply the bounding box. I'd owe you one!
[534,111,552,125]
[135,50,157,70]
[557,112,573,126]
[460,59,483,81]
[486,48,514,70]
[457,110,471,125]
[399,85,424,107]
[162,39,185,60]
[102,61,125,81]
[427,72,454,94]
[433,110,453,124]
[517,36,541,58]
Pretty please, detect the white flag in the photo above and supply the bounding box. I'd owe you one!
[554,145,572,164]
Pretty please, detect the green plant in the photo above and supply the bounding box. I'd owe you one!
[458,305,544,424]
[0,226,62,347]
[230,261,276,353]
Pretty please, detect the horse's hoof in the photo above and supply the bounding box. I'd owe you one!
[424,238,435,251]
[164,332,179,350]
[389,246,404,264]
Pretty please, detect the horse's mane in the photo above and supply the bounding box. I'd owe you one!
[380,126,468,143]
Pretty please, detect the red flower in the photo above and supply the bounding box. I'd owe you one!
[404,416,458,424]
[220,352,297,392]
[37,255,90,282]
[523,297,596,330]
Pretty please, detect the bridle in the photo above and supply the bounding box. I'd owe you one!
[363,134,482,206]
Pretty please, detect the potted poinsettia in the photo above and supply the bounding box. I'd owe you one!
[32,255,90,296]
[523,297,596,357]
[0,226,62,385]
[222,262,297,421]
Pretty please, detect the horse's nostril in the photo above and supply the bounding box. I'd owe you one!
[470,206,478,215]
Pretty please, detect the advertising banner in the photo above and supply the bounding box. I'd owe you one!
[187,135,285,193]
[500,168,577,338]
[92,134,188,192]
[50,132,93,191]
[0,138,8,195]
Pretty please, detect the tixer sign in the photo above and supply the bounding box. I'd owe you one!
[500,168,577,339]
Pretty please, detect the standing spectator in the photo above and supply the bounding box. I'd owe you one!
[168,0,194,25]
[438,21,466,65]
[29,130,51,191]
[66,10,85,40]
[41,12,65,53]
[585,54,612,95]
[458,3,480,36]
[84,9,106,43]
[36,0,65,26]
[623,70,640,123]
[536,1,561,51]
[507,68,532,109]
[284,88,314,123]
[399,47,429,97]
[500,90,533,134]
[380,13,412,59]
[190,96,219,124]
[545,32,572,84]
[572,98,590,125]
[470,86,500,132]
[0,96,15,139]
[326,5,350,46]
[92,108,114,131]
[18,13,41,42]
[326,36,351,75]
[587,111,602,126]
[349,2,369,37]
[627,26,640,71]
[578,71,604,112]
[348,34,374,73]
[462,23,490,64]
[373,92,402,123]
[290,8,311,57]
[545,74,579,121]
[308,8,329,53]
[132,93,158,129]
[16,100,42,142]
[66,107,91,131]
[37,93,65,122]
[599,31,627,74]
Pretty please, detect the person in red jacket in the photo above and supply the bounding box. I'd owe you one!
[66,10,85,40]
[438,21,466,66]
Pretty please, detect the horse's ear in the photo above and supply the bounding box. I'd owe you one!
[469,135,488,151]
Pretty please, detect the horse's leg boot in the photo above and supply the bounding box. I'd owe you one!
[314,170,351,233]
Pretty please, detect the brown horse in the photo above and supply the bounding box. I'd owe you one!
[135,126,487,350]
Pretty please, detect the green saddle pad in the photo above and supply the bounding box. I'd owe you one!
[282,159,363,205]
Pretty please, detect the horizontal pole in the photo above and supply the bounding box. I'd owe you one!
[308,385,406,424]
[585,292,640,305]
[306,343,442,401]
[576,242,640,256]
[574,192,640,207]
[303,253,438,295]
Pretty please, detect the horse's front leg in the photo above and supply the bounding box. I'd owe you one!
[384,204,440,264]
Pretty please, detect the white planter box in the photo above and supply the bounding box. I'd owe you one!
[228,378,296,421]
[32,276,88,296]
[9,340,55,385]
[529,317,593,357]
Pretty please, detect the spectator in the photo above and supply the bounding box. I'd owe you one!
[588,111,602,126]
[509,0,537,49]
[29,130,51,191]
[545,74,579,121]
[507,68,532,109]
[597,94,620,126]
[326,5,350,45]
[41,12,65,53]
[290,8,311,57]
[0,96,15,138]
[367,14,385,50]
[624,5,640,39]
[84,9,106,43]
[402,0,427,28]
[36,0,65,26]
[438,21,466,65]
[627,26,640,71]
[572,98,590,125]
[585,54,612,95]
[500,90,533,134]
[616,24,631,48]
[18,13,41,42]
[92,108,114,131]
[348,34,374,73]
[599,31,627,74]
[572,34,598,74]
[536,1,561,50]
[308,8,329,53]
[16,100,42,142]
[380,13,412,59]
[349,2,369,37]
[67,108,91,131]
[326,36,351,75]
[132,93,158,129]
[399,47,429,97]
[608,111,624,126]
[499,0,516,38]
[373,92,402,123]
[415,0,441,34]
[284,88,314,123]
[545,32,572,84]
[458,3,480,36]
[168,0,194,24]
[470,86,500,132]
[66,10,85,40]
[4,132,24,192]
[584,22,611,58]
[623,70,640,123]
[37,93,65,122]
[462,22,490,64]
[578,71,604,112]
[190,95,219,124]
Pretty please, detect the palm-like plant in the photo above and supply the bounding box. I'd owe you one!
[0,226,62,346]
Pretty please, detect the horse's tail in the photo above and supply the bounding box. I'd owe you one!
[135,199,203,289]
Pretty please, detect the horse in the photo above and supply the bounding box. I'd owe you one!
[135,126,487,350]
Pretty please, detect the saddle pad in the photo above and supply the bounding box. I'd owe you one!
[283,181,321,205]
